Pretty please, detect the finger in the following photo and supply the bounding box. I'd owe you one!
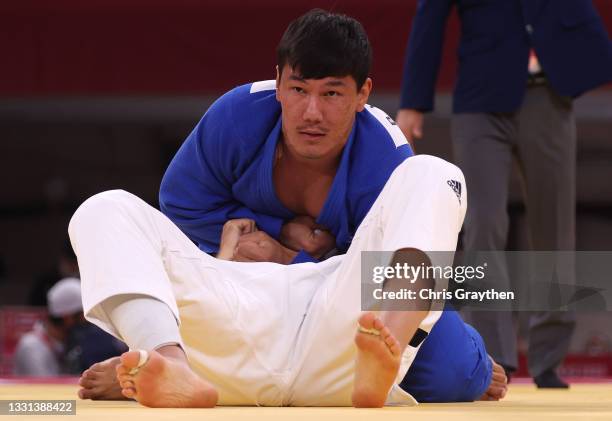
[238,242,267,260]
[239,231,264,241]
[240,219,258,234]
[404,129,414,143]
[407,137,415,151]
[413,126,423,139]
[232,249,258,262]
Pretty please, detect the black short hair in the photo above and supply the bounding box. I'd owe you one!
[277,9,372,89]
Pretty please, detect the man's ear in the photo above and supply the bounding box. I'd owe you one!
[356,78,373,112]
[275,65,281,101]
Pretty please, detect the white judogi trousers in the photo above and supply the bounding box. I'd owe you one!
[68,155,466,406]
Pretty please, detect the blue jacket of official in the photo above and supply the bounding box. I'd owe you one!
[400,0,612,113]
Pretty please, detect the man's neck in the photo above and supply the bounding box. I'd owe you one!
[276,140,342,175]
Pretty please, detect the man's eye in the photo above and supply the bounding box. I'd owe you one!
[292,87,305,94]
[325,91,339,97]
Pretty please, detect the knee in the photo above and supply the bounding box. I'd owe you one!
[394,155,466,200]
[69,190,139,236]
[403,155,465,181]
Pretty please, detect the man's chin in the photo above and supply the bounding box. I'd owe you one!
[294,148,328,160]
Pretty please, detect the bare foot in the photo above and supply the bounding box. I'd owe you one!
[115,349,218,408]
[479,357,508,401]
[352,312,402,408]
[78,357,127,400]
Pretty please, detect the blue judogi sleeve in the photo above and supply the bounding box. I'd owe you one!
[159,90,284,254]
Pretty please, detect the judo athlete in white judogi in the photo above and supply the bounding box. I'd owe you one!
[68,153,466,408]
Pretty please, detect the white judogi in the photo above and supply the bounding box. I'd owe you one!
[68,155,466,406]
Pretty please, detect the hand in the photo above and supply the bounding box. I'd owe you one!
[280,216,336,259]
[395,108,424,150]
[233,231,298,264]
[217,218,257,260]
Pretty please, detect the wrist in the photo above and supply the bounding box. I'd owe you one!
[282,247,298,264]
[216,246,233,260]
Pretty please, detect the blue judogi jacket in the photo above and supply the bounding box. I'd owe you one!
[160,80,412,262]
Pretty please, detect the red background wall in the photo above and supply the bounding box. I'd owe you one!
[2,0,610,96]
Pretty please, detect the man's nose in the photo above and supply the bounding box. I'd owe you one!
[303,95,323,122]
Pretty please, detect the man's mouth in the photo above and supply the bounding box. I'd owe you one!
[299,130,326,139]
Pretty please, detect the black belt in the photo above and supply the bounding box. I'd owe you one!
[409,328,429,348]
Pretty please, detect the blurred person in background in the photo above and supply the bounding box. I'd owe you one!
[396,0,612,387]
[14,277,84,376]
[14,277,126,376]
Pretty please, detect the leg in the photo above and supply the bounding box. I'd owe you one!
[70,189,315,406]
[290,155,467,406]
[69,190,226,407]
[353,248,433,407]
[353,156,469,406]
[452,113,519,373]
[101,295,217,406]
[517,85,576,382]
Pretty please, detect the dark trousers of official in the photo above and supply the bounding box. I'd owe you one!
[452,84,577,377]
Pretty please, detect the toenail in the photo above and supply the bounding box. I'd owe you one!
[358,325,381,336]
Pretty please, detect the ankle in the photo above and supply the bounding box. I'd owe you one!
[155,344,188,365]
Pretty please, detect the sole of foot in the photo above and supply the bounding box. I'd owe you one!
[115,349,218,408]
[352,312,401,408]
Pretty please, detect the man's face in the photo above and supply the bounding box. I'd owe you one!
[276,65,372,161]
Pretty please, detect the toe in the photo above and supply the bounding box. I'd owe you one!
[79,377,95,388]
[379,326,391,339]
[116,364,129,376]
[120,351,144,370]
[120,380,135,390]
[90,362,103,372]
[492,371,507,384]
[372,316,385,331]
[117,373,133,383]
[78,388,92,400]
[383,333,395,347]
[358,312,377,329]
[122,387,136,399]
[388,337,401,356]
[385,335,401,355]
[487,384,506,399]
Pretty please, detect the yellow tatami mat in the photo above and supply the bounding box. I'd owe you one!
[1,383,610,421]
